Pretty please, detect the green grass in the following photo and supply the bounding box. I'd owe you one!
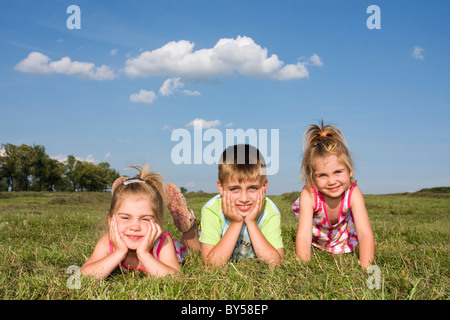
[0,189,448,300]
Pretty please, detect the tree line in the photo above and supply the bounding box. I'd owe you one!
[0,143,120,192]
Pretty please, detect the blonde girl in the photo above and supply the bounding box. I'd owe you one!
[294,121,374,268]
[81,165,187,279]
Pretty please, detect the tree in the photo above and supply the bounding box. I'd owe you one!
[0,143,120,192]
[0,143,18,191]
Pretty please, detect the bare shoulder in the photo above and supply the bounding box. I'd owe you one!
[299,187,315,208]
[350,185,365,204]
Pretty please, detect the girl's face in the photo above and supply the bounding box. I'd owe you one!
[112,196,156,250]
[313,154,353,199]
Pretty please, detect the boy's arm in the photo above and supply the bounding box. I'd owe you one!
[201,192,244,266]
[295,188,314,263]
[245,190,283,266]
[350,186,375,269]
[246,222,283,265]
[201,221,243,266]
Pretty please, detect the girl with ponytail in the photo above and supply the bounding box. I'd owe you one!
[294,121,375,268]
[82,165,188,278]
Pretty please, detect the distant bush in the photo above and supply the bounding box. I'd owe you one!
[184,190,216,199]
[281,191,300,203]
[416,186,450,194]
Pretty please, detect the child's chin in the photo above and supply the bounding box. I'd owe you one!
[124,240,141,250]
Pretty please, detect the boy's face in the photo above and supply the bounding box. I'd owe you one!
[217,176,268,214]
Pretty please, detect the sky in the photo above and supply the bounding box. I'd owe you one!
[1,0,449,195]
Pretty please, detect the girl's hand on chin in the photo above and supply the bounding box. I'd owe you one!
[136,220,162,256]
[109,215,128,254]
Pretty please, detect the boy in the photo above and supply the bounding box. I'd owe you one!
[199,144,284,266]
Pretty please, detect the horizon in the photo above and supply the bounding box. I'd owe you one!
[1,0,449,195]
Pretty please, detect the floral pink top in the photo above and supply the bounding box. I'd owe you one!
[292,184,359,254]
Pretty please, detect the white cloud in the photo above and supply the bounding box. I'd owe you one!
[85,154,96,163]
[411,46,424,60]
[182,89,201,96]
[50,154,97,163]
[124,35,313,81]
[130,89,157,104]
[184,182,195,189]
[14,51,116,80]
[186,118,221,129]
[110,49,118,56]
[159,77,201,97]
[308,53,323,67]
[104,152,111,160]
[50,154,68,163]
[159,77,184,96]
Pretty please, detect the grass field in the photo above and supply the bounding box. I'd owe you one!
[0,188,448,300]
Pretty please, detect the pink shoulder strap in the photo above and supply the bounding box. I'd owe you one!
[309,185,319,211]
[347,184,357,209]
[155,231,171,259]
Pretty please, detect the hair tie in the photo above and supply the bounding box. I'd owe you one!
[320,134,327,137]
[122,178,147,186]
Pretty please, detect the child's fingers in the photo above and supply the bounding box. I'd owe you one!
[110,216,118,239]
[222,192,228,213]
[226,192,236,215]
[146,220,161,247]
[153,221,162,239]
[259,188,265,208]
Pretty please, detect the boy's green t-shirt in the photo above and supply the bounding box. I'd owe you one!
[199,194,284,261]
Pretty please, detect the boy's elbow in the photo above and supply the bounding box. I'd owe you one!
[202,250,227,267]
[268,251,284,266]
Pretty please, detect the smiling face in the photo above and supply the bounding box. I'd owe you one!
[110,196,155,250]
[313,154,353,199]
[217,176,267,213]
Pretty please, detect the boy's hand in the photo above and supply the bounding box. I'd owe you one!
[221,190,244,223]
[137,219,162,256]
[109,215,128,255]
[244,188,265,223]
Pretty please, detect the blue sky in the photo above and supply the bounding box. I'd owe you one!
[1,0,449,195]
